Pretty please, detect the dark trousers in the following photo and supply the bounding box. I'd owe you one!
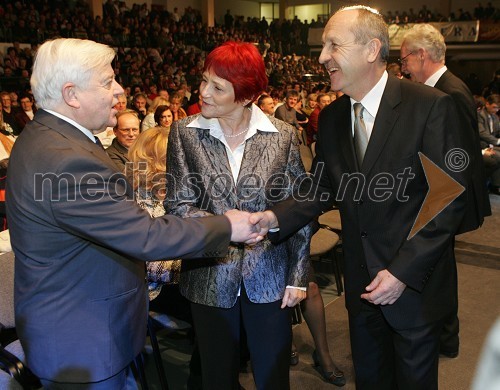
[349,303,443,390]
[440,243,460,354]
[190,286,292,390]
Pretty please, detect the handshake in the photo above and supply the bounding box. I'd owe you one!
[224,209,279,244]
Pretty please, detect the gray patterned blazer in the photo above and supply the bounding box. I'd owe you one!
[165,112,312,308]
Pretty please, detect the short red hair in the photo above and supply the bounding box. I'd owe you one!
[203,41,268,103]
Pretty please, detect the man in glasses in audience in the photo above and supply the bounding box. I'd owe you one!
[106,109,140,172]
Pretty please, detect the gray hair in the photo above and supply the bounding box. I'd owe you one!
[31,38,116,110]
[403,24,446,63]
[337,5,390,63]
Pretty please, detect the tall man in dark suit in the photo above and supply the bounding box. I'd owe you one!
[252,6,467,388]
[401,23,491,359]
[6,38,266,389]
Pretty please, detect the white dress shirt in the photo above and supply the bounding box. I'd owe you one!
[350,71,389,140]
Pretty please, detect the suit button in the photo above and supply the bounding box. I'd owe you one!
[361,231,367,238]
[360,264,365,269]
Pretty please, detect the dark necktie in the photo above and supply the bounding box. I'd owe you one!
[353,103,368,167]
[94,136,104,149]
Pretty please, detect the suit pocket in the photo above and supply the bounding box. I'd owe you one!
[90,287,138,302]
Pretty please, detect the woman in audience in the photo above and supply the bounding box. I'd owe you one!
[0,101,16,160]
[141,96,170,131]
[153,105,173,135]
[169,92,188,122]
[165,41,312,390]
[127,127,182,305]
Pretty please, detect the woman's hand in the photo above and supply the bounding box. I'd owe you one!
[281,287,306,308]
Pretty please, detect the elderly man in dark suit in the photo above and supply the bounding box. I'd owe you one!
[6,38,265,389]
[253,6,467,389]
[400,23,491,359]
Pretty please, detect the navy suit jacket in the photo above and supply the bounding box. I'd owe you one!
[434,70,491,231]
[6,110,231,383]
[271,76,467,330]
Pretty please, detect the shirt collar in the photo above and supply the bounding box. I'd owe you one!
[424,65,447,87]
[43,109,96,142]
[187,103,278,142]
[351,71,388,118]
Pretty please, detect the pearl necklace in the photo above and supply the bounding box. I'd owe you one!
[222,126,249,138]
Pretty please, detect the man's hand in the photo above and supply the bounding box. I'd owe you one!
[224,209,265,244]
[360,269,406,305]
[249,210,279,232]
[281,287,306,309]
[484,147,495,157]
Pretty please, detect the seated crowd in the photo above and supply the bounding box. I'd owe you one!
[0,5,499,389]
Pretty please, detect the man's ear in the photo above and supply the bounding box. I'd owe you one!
[366,38,382,63]
[61,82,80,109]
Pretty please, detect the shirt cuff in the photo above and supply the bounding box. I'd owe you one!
[286,285,307,291]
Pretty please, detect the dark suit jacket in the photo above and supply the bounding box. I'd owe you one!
[478,108,500,148]
[165,113,312,308]
[434,70,491,232]
[105,137,129,172]
[6,110,231,383]
[271,76,467,330]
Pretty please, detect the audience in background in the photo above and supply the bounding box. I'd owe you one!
[306,93,331,145]
[142,96,170,131]
[0,101,16,160]
[0,92,20,135]
[169,92,187,122]
[154,105,173,135]
[258,94,275,117]
[106,109,140,172]
[127,126,182,304]
[14,92,36,131]
[132,92,149,123]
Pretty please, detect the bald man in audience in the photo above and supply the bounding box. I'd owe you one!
[106,109,139,171]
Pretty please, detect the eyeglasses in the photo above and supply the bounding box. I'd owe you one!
[118,127,140,134]
[398,52,414,66]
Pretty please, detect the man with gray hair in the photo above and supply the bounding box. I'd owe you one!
[6,38,266,389]
[401,23,491,359]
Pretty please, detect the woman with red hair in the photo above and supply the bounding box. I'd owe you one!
[166,41,312,389]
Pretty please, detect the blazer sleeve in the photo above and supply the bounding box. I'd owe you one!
[48,150,230,261]
[165,122,215,219]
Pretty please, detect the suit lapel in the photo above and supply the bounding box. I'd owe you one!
[361,76,401,176]
[334,96,358,173]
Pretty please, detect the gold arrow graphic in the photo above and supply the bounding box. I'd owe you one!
[407,152,465,240]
